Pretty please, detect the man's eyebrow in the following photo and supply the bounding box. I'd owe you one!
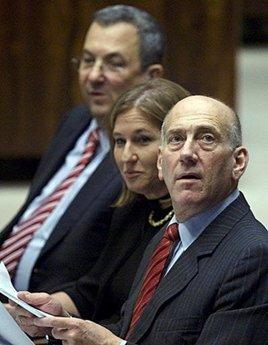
[195,125,218,133]
[82,49,124,59]
[166,128,184,135]
[81,49,92,55]
[166,125,220,136]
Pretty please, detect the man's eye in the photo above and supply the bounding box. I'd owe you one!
[107,59,125,69]
[82,56,95,65]
[201,134,215,143]
[168,135,183,144]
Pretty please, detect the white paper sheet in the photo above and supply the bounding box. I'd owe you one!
[0,302,34,345]
[0,262,50,317]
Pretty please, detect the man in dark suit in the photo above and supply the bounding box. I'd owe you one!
[17,95,268,344]
[0,5,164,294]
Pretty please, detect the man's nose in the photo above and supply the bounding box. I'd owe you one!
[179,139,198,164]
[87,60,105,82]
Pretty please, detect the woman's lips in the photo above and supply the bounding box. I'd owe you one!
[123,171,142,179]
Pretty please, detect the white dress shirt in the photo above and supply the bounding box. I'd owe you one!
[14,119,110,290]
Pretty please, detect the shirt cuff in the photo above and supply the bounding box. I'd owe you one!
[119,340,127,345]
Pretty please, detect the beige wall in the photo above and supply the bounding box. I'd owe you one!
[238,47,268,227]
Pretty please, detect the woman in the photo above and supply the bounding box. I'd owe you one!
[13,78,190,340]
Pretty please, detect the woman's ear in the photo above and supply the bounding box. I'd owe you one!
[232,146,249,181]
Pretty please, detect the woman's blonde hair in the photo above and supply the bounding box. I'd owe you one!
[107,78,190,207]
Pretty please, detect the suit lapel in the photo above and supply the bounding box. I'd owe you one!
[128,193,250,342]
[29,114,90,199]
[0,109,91,243]
[38,152,119,257]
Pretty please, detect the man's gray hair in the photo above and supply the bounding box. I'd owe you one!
[93,5,165,71]
[229,113,242,149]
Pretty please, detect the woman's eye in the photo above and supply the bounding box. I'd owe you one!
[137,136,151,145]
[114,138,125,147]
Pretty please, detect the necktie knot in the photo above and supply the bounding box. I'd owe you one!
[86,128,100,148]
[165,223,179,242]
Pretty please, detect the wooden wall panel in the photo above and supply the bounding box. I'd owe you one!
[0,0,240,159]
[163,0,240,104]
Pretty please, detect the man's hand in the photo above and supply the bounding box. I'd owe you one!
[10,291,67,337]
[34,316,123,345]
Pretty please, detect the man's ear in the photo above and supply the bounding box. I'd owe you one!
[232,146,249,181]
[157,147,164,181]
[146,64,164,78]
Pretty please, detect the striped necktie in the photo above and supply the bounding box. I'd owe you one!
[126,223,179,339]
[0,129,100,276]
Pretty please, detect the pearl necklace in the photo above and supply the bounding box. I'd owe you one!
[148,209,174,227]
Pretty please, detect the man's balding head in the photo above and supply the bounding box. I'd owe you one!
[158,95,248,221]
[162,95,242,149]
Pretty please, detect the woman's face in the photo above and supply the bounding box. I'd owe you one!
[113,108,168,199]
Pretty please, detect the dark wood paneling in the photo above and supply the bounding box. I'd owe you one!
[163,0,240,104]
[0,0,240,159]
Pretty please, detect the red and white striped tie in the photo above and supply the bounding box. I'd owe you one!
[0,129,100,276]
[126,223,179,338]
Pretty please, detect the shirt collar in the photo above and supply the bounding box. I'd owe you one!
[81,118,110,152]
[168,189,239,251]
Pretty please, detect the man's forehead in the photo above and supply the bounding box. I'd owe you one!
[85,21,139,44]
[166,96,233,128]
[168,108,220,124]
[82,22,140,62]
[170,95,233,120]
[165,109,230,135]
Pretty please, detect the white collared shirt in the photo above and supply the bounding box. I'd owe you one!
[14,119,110,290]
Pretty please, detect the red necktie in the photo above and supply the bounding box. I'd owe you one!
[126,223,179,338]
[0,129,99,276]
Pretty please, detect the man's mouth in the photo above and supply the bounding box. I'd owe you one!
[90,91,106,97]
[177,172,201,180]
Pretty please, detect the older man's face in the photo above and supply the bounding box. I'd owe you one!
[158,96,247,221]
[78,22,151,123]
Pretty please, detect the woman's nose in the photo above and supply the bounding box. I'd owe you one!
[122,145,138,162]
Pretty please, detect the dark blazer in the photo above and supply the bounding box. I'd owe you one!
[109,193,268,345]
[0,105,122,292]
[62,196,167,324]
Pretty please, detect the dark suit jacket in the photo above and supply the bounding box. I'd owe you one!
[109,193,268,344]
[0,105,122,292]
[62,196,167,324]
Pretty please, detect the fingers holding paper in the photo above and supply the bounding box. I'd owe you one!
[10,291,66,337]
[34,316,123,345]
[17,291,65,316]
